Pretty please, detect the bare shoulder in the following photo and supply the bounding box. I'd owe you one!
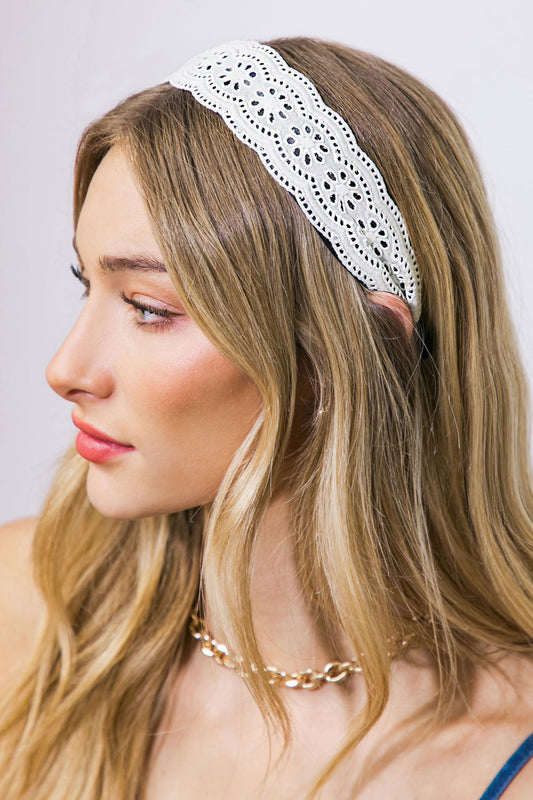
[501,754,533,798]
[485,653,533,799]
[460,652,533,799]
[0,518,45,685]
[0,517,39,587]
[482,715,533,799]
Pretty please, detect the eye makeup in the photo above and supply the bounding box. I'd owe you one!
[69,262,180,332]
[119,292,179,331]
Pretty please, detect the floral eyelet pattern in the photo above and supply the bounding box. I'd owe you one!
[167,41,421,321]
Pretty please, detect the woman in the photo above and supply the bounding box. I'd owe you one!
[0,36,532,799]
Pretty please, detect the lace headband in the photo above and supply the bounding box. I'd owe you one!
[166,40,421,322]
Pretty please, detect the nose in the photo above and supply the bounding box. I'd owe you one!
[46,303,114,402]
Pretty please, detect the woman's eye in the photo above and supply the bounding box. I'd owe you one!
[136,307,160,322]
[120,292,178,331]
[69,265,178,331]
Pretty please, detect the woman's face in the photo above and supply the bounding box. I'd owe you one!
[46,147,262,519]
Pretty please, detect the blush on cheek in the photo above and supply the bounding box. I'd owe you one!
[128,344,262,498]
[138,346,260,416]
[171,352,262,445]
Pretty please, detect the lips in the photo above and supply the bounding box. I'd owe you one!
[72,414,135,463]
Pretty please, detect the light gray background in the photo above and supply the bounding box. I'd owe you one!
[1,0,532,524]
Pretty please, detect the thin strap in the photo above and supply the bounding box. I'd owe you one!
[479,733,533,799]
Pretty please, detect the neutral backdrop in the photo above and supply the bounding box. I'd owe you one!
[1,0,532,524]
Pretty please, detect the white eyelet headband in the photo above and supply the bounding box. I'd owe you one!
[166,40,421,322]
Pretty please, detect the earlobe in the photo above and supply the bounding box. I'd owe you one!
[367,291,414,341]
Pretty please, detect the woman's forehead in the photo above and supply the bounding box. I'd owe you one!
[76,148,163,263]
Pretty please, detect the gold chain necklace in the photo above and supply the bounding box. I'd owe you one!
[190,613,412,690]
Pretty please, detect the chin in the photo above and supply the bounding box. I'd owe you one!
[85,476,196,520]
[84,463,216,519]
[85,478,156,520]
[88,497,179,521]
[87,494,147,520]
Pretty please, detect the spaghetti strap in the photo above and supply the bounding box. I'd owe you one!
[479,733,533,799]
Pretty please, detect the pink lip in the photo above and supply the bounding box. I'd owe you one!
[72,415,135,464]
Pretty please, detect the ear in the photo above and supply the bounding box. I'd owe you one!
[367,291,414,341]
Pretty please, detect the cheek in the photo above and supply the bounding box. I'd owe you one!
[124,340,262,456]
[85,334,263,516]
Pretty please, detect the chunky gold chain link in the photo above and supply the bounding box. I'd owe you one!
[189,613,411,690]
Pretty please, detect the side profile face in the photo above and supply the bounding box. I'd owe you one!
[46,147,262,519]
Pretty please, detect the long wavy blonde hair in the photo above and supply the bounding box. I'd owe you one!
[1,37,533,799]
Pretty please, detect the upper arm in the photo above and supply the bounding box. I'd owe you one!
[0,518,45,686]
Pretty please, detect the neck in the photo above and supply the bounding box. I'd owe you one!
[204,490,349,674]
[183,493,438,727]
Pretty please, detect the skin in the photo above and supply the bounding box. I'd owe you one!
[45,146,411,522]
[2,517,533,799]
[45,147,263,519]
[3,148,533,797]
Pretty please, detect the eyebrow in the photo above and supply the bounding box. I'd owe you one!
[72,237,167,274]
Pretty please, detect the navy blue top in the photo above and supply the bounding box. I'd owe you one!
[479,733,533,799]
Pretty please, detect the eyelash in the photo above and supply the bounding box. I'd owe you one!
[119,292,175,330]
[70,263,177,332]
[71,264,89,296]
